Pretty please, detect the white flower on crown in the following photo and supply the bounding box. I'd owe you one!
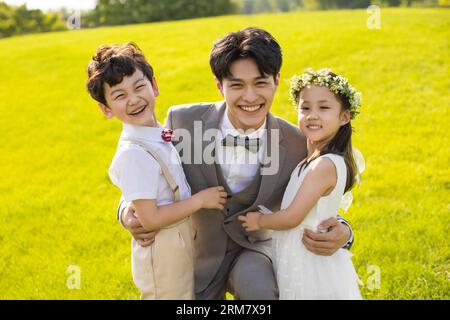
[289,67,362,119]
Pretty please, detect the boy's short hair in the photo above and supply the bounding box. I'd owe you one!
[86,42,154,105]
[209,27,282,83]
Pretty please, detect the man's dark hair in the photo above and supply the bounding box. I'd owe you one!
[86,42,154,106]
[209,27,282,83]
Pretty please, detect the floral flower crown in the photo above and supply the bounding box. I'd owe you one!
[289,68,361,119]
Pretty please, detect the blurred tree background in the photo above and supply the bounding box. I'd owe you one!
[0,2,65,37]
[84,0,236,27]
[0,0,447,38]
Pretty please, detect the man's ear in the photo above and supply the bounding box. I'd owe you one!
[215,77,224,97]
[274,73,280,87]
[340,109,351,126]
[98,102,114,119]
[151,76,160,97]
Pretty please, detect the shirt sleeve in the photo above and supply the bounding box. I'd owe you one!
[109,147,160,202]
[337,215,354,250]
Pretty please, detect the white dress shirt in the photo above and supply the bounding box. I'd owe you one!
[216,111,267,193]
[109,123,191,205]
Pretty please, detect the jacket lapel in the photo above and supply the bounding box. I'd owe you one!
[251,112,286,208]
[197,101,226,187]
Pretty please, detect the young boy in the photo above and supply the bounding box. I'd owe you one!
[86,42,227,299]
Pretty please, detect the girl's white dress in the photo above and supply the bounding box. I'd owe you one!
[272,154,362,300]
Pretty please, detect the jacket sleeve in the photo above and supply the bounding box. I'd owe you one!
[337,214,354,250]
[116,196,129,229]
[163,106,174,130]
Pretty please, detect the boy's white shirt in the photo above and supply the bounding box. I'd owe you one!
[109,123,191,205]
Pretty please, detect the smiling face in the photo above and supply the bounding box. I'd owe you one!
[99,69,159,127]
[216,58,279,131]
[297,85,350,149]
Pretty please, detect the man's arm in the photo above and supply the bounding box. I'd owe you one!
[117,196,126,228]
[118,200,157,247]
[302,217,353,256]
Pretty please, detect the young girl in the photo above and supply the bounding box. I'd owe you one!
[239,68,362,300]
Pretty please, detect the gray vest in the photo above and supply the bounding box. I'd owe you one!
[215,163,262,250]
[215,163,262,217]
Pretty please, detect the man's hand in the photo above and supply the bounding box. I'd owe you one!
[122,203,158,247]
[302,217,350,256]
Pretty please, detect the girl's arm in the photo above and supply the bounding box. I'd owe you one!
[133,186,227,230]
[240,157,338,231]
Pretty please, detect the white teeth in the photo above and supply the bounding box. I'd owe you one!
[130,105,146,115]
[308,125,321,129]
[240,104,261,112]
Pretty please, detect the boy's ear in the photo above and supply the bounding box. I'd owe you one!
[215,77,224,97]
[98,103,114,119]
[151,76,159,97]
[340,109,351,126]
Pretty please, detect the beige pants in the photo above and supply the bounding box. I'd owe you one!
[131,218,195,300]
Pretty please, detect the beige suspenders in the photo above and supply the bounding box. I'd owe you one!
[121,138,181,203]
[123,139,194,300]
[121,139,189,229]
[127,140,191,229]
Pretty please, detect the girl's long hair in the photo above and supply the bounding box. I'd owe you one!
[300,74,357,193]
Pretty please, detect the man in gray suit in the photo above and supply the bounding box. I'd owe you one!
[118,27,354,299]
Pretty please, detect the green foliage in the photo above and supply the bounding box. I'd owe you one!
[0,8,448,299]
[235,0,304,13]
[234,0,440,12]
[377,0,440,6]
[0,2,66,38]
[0,3,15,37]
[335,0,372,8]
[373,0,402,6]
[86,0,236,26]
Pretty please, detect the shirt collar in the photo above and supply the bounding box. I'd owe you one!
[121,123,165,144]
[221,109,267,140]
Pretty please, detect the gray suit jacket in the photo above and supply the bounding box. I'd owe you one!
[164,101,309,291]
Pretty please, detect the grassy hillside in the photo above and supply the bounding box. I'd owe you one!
[0,8,448,299]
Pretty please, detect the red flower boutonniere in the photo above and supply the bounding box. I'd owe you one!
[161,129,174,142]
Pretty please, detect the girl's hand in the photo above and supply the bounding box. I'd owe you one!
[194,186,227,210]
[238,212,262,231]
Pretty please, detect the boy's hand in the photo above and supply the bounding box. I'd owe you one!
[194,186,227,210]
[238,212,262,231]
[122,203,158,247]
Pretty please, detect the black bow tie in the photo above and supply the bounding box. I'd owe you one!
[221,134,261,153]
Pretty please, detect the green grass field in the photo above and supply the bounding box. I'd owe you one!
[0,8,448,299]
